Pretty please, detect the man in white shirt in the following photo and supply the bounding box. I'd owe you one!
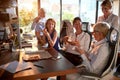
[31,8,46,50]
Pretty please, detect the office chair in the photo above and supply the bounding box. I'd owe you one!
[81,28,119,80]
[0,29,6,51]
[82,22,90,32]
[59,20,73,48]
[0,29,6,44]
[82,22,92,50]
[84,31,92,50]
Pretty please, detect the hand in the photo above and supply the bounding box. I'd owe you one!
[63,36,69,43]
[75,47,85,55]
[38,36,46,46]
[43,29,49,37]
[68,40,80,47]
[34,16,41,23]
[68,41,76,45]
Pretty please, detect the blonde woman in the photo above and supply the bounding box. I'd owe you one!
[67,22,111,80]
[76,22,110,74]
[97,0,118,30]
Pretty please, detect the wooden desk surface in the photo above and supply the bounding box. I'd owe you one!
[0,48,78,80]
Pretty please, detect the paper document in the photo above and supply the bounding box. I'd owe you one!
[0,61,32,73]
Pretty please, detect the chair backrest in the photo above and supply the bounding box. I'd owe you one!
[101,28,119,77]
[59,20,73,48]
[82,22,93,49]
[82,22,90,32]
[84,31,92,50]
[0,28,6,44]
[59,21,67,48]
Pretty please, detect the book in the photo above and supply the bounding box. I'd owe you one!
[0,61,32,73]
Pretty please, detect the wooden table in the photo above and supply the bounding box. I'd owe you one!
[0,48,78,80]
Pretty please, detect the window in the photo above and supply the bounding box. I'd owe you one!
[62,0,79,21]
[80,0,96,24]
[41,0,60,34]
[18,0,38,33]
[18,0,103,35]
[41,0,80,34]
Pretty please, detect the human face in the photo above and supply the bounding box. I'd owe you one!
[101,5,111,16]
[73,20,82,32]
[47,20,55,33]
[92,30,102,41]
[38,10,45,18]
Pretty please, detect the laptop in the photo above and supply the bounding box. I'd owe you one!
[22,48,52,61]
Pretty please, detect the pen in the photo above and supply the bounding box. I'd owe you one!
[34,64,44,69]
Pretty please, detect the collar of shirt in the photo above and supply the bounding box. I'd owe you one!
[39,18,46,23]
[103,13,113,21]
[76,31,85,40]
[93,38,107,48]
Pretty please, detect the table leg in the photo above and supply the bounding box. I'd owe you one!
[41,78,48,80]
[57,75,66,80]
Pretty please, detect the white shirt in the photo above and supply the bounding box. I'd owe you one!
[81,38,110,75]
[31,18,46,35]
[97,13,119,30]
[66,31,90,55]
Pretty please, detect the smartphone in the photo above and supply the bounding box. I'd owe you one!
[52,55,61,60]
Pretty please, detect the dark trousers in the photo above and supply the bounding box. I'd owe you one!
[59,50,83,66]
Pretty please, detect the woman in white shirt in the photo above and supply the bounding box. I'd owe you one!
[66,22,111,80]
[76,22,110,75]
[97,0,119,30]
[62,17,91,66]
